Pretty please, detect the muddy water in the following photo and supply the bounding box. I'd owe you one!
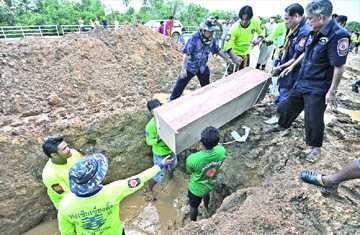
[24,172,188,235]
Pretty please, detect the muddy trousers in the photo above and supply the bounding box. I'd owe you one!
[188,190,210,221]
[278,90,326,147]
[170,67,210,101]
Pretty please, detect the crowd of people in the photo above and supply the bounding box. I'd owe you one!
[39,0,359,234]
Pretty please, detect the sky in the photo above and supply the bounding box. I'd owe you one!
[102,0,360,22]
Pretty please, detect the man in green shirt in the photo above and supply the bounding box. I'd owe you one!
[145,99,177,192]
[58,153,172,235]
[224,5,264,74]
[186,126,226,221]
[42,137,82,209]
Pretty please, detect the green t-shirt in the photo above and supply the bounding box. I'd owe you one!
[186,145,226,197]
[224,18,263,56]
[57,165,161,235]
[42,149,81,209]
[145,117,172,156]
[352,33,359,43]
[267,22,287,48]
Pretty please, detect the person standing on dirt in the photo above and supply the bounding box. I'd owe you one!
[268,3,310,117]
[256,16,277,70]
[158,21,165,35]
[145,99,177,193]
[90,19,95,30]
[78,17,85,32]
[300,158,360,196]
[213,16,223,46]
[186,126,226,221]
[169,18,239,101]
[164,16,174,37]
[42,137,82,209]
[224,5,264,74]
[271,0,351,161]
[58,153,172,235]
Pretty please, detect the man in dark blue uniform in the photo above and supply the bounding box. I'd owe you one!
[276,0,351,161]
[271,3,310,109]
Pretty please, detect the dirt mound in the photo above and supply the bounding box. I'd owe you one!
[0,25,182,132]
[178,55,360,234]
[0,25,224,235]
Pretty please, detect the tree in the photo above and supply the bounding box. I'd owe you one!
[347,21,360,33]
[178,3,209,27]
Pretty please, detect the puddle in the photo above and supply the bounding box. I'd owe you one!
[337,107,360,122]
[23,171,188,235]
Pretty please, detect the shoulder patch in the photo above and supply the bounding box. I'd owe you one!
[51,184,64,194]
[128,178,141,188]
[298,38,306,48]
[337,37,349,56]
[319,37,328,45]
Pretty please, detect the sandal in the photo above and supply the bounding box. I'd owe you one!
[300,170,325,187]
[300,170,338,196]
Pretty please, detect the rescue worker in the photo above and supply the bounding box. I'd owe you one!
[42,137,82,209]
[256,16,277,70]
[224,5,264,74]
[58,153,173,235]
[145,99,177,193]
[169,18,239,101]
[271,3,310,109]
[186,126,226,221]
[274,0,351,161]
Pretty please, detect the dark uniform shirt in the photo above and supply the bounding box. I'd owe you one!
[182,31,220,74]
[279,18,310,89]
[295,19,351,95]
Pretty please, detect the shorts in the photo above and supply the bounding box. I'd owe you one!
[152,153,177,183]
[188,190,209,208]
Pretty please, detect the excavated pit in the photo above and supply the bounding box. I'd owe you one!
[1,26,360,235]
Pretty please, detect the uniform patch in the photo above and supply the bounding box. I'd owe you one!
[298,38,306,48]
[337,38,349,56]
[205,168,217,177]
[128,178,141,188]
[306,35,313,46]
[319,37,328,45]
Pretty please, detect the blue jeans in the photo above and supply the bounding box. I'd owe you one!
[170,67,210,101]
[152,153,177,183]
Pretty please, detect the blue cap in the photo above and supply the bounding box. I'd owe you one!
[69,153,108,197]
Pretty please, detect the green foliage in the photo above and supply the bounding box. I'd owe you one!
[0,0,238,27]
[178,3,209,26]
[209,10,236,20]
[347,21,360,33]
[0,0,105,26]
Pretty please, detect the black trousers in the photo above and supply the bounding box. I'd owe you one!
[170,66,210,101]
[278,89,326,147]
